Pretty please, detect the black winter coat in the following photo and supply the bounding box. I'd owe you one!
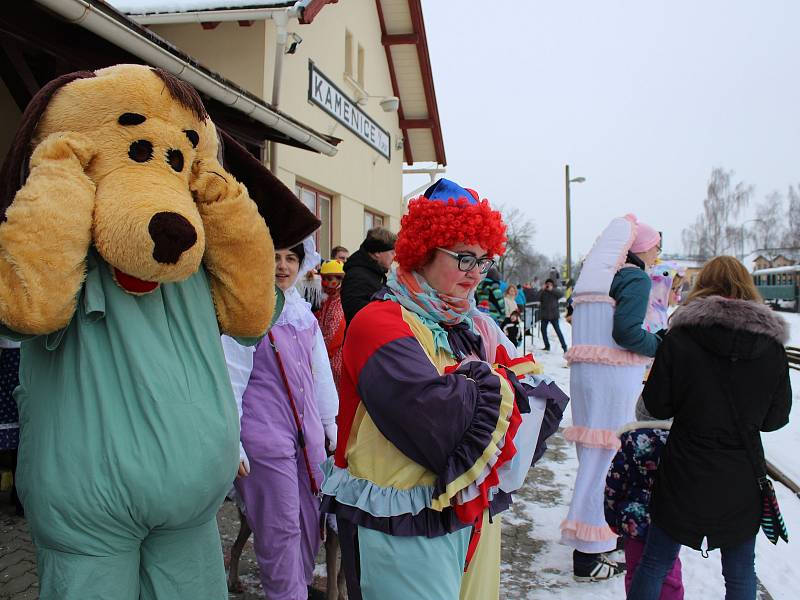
[538,288,563,321]
[341,249,388,325]
[643,296,791,550]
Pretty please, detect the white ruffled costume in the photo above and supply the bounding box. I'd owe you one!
[560,215,650,553]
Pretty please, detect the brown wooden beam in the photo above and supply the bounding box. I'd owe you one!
[400,118,432,129]
[201,21,220,30]
[374,0,413,164]
[0,39,40,111]
[381,33,419,46]
[237,20,254,27]
[407,0,446,165]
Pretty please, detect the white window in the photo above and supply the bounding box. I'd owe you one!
[296,183,332,257]
[344,30,353,77]
[364,209,384,235]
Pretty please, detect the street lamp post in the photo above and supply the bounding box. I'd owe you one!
[565,164,586,283]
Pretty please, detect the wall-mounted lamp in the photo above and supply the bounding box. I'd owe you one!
[356,93,400,113]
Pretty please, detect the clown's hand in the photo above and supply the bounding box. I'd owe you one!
[0,131,95,335]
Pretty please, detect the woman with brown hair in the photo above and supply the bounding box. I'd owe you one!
[628,256,792,600]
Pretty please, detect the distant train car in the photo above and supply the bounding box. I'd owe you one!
[752,265,800,311]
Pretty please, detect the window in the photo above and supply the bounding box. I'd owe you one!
[345,30,353,77]
[296,183,332,258]
[364,209,384,234]
[357,44,365,87]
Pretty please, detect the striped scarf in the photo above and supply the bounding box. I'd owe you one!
[385,268,475,355]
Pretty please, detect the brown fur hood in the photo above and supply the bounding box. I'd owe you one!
[670,295,789,346]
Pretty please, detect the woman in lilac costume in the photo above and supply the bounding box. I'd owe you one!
[223,238,338,599]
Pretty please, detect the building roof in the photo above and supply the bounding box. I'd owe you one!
[109,0,338,24]
[111,0,446,165]
[24,0,338,154]
[753,265,800,275]
[750,248,800,262]
[375,0,446,166]
[111,1,299,11]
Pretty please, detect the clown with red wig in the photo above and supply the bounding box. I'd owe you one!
[321,179,568,599]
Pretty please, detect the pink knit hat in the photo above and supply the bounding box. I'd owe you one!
[629,219,661,253]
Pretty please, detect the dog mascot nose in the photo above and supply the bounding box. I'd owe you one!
[148,211,198,264]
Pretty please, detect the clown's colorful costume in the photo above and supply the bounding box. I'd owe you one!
[317,259,346,389]
[321,180,568,600]
[561,215,662,557]
[222,240,338,600]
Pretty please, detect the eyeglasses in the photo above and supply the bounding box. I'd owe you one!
[436,248,495,274]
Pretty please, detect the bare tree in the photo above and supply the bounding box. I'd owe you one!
[497,206,546,283]
[749,191,785,251]
[682,167,753,259]
[783,184,800,248]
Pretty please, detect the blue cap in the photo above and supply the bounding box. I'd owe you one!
[422,178,479,206]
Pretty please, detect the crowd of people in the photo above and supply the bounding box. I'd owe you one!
[0,179,792,600]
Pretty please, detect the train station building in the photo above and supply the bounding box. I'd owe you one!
[0,0,446,257]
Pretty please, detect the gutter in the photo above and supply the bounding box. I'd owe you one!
[126,7,299,26]
[35,0,338,157]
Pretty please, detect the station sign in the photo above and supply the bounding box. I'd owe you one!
[308,61,391,160]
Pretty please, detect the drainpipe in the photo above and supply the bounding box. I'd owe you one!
[269,9,293,175]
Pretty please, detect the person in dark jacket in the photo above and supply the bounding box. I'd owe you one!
[539,279,567,352]
[628,256,792,600]
[501,310,522,347]
[341,227,396,325]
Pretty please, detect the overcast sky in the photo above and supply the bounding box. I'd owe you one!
[402,0,800,260]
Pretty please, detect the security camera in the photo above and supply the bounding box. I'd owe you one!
[285,32,303,54]
[379,96,400,112]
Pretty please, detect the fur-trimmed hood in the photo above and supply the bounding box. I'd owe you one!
[669,295,788,359]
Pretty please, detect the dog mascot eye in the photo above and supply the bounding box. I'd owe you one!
[128,139,153,163]
[118,113,146,126]
[166,149,184,172]
[184,129,199,148]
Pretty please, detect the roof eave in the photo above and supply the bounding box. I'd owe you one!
[35,0,338,156]
[376,0,445,166]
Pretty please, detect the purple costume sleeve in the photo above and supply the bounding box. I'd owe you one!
[356,336,503,492]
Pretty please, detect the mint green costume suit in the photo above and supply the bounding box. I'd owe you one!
[5,250,240,599]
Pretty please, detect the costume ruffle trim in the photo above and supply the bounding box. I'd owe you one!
[319,458,434,517]
[565,344,650,366]
[431,361,515,511]
[571,294,616,306]
[563,425,621,450]
[560,519,618,542]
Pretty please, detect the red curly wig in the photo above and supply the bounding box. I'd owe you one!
[395,196,507,272]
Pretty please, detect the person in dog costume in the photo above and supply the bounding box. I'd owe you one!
[0,64,319,600]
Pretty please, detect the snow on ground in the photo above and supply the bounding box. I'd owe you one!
[501,320,798,599]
